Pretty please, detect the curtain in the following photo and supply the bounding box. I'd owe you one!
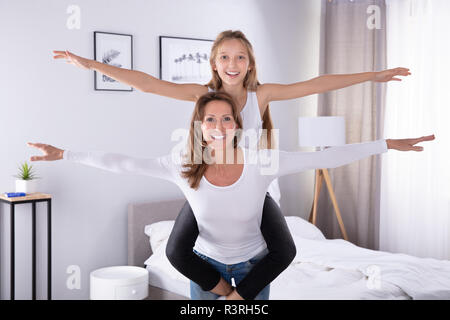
[380,0,450,260]
[317,0,387,249]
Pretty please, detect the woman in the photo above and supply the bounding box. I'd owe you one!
[27,91,435,300]
[52,30,411,300]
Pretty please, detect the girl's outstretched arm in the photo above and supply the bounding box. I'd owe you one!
[256,67,411,113]
[53,50,208,101]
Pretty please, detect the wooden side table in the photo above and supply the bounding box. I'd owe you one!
[0,192,52,300]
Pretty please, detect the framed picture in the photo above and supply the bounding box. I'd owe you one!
[159,36,214,84]
[94,31,133,91]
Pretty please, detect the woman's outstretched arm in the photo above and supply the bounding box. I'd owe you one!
[27,142,175,181]
[53,50,208,101]
[256,67,411,114]
[259,135,435,179]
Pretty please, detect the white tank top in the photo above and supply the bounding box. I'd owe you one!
[207,87,281,205]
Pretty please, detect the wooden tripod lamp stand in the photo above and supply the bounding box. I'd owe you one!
[298,116,349,241]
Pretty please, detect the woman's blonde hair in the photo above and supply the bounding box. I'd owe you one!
[206,30,275,149]
[181,91,243,190]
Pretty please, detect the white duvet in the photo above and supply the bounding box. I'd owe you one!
[271,236,450,300]
[144,217,450,300]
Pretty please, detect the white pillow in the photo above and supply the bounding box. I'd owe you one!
[285,216,326,240]
[144,220,175,252]
[144,237,189,282]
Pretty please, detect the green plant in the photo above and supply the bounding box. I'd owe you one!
[14,162,38,180]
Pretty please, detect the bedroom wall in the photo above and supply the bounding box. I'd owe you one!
[0,0,321,299]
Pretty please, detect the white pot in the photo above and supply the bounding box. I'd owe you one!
[15,179,38,193]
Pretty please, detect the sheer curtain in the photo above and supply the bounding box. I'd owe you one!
[380,0,450,259]
[317,0,387,249]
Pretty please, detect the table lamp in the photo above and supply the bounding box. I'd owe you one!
[298,116,349,240]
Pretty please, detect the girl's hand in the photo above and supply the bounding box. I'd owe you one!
[52,50,92,70]
[386,134,435,151]
[373,67,411,82]
[27,142,65,161]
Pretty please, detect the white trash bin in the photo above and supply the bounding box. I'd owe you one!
[90,266,149,300]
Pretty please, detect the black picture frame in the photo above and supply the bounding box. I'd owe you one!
[159,36,214,84]
[94,31,133,91]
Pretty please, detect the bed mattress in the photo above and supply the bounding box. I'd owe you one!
[146,259,410,300]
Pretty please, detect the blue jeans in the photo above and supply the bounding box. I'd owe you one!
[190,248,270,300]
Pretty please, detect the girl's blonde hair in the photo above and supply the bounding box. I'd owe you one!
[206,30,275,149]
[181,91,243,190]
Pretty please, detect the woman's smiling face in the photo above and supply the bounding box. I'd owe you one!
[213,39,251,86]
[201,100,237,150]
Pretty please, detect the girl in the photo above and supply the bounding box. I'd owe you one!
[27,92,434,300]
[52,30,411,299]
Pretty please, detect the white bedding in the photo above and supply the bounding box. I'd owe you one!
[290,236,450,300]
[147,262,190,298]
[146,257,408,300]
[144,217,450,300]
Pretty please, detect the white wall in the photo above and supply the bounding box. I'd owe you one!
[0,0,321,299]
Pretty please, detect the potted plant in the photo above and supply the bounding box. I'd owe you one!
[15,162,39,193]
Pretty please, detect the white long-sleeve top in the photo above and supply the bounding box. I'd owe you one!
[63,139,388,264]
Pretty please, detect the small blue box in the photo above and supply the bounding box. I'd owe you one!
[4,192,27,198]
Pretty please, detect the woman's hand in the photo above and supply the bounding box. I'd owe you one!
[53,50,92,70]
[27,142,65,161]
[386,134,435,151]
[373,67,411,82]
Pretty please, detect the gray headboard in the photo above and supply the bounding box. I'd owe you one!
[127,198,186,267]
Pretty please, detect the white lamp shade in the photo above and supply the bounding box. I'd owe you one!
[298,116,346,147]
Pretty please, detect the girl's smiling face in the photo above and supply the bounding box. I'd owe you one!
[213,39,251,86]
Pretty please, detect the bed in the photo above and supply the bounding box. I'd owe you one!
[128,198,450,300]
